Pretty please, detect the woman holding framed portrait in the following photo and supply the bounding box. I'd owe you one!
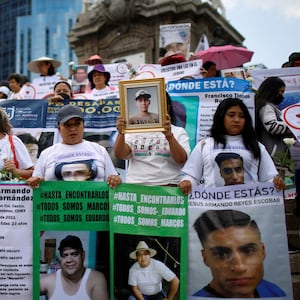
[114,92,190,186]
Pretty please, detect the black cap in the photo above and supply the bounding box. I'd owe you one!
[57,104,84,124]
[58,235,83,252]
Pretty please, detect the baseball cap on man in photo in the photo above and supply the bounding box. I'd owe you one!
[58,235,84,254]
[135,90,151,100]
[57,104,84,124]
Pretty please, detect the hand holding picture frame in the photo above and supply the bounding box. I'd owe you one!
[119,77,167,133]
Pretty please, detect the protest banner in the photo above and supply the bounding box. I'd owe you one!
[187,182,293,300]
[110,183,188,300]
[167,77,254,147]
[159,23,191,59]
[32,181,110,300]
[0,183,33,300]
[249,67,300,110]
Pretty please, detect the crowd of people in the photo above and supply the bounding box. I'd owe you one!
[1,50,300,300]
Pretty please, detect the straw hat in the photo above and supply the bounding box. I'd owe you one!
[129,241,157,259]
[27,56,61,73]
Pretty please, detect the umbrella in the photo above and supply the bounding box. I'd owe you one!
[195,45,254,70]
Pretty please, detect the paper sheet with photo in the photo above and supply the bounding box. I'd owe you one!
[109,183,188,300]
[187,182,293,300]
[0,183,33,300]
[32,181,110,300]
[160,23,191,59]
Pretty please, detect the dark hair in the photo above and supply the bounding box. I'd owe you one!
[210,98,260,159]
[58,235,83,255]
[166,92,187,127]
[255,77,285,110]
[215,152,243,167]
[47,62,55,76]
[193,209,261,246]
[17,133,38,144]
[203,60,216,71]
[0,108,12,134]
[8,73,22,85]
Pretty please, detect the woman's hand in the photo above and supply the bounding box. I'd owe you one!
[273,175,286,191]
[26,176,43,188]
[163,114,172,139]
[178,180,192,195]
[116,116,126,134]
[107,175,122,188]
[4,159,17,174]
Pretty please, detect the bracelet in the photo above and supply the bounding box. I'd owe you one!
[165,134,173,141]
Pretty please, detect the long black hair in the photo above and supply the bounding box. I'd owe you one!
[210,98,260,159]
[255,76,285,110]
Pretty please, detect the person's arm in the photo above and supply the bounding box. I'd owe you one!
[40,273,56,297]
[163,115,188,164]
[164,276,180,300]
[131,285,144,300]
[259,104,291,136]
[89,270,109,300]
[114,116,132,159]
[4,159,34,179]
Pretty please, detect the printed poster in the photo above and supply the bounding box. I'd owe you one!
[0,183,33,300]
[188,182,293,300]
[32,181,110,300]
[110,183,188,300]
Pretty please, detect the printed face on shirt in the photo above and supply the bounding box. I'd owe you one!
[136,97,151,113]
[61,163,91,181]
[201,226,265,298]
[224,105,246,136]
[219,158,244,185]
[60,247,85,277]
[136,250,151,268]
[58,117,84,145]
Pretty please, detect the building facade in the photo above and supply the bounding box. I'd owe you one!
[68,0,245,68]
[0,0,83,82]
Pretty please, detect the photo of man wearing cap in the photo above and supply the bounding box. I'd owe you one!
[129,90,159,125]
[128,241,179,300]
[40,235,109,300]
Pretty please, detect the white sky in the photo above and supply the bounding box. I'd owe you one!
[222,0,300,69]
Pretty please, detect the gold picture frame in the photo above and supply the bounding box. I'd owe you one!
[119,77,167,133]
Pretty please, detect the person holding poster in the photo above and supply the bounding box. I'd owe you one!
[26,104,121,187]
[115,94,190,186]
[192,209,286,298]
[40,235,109,300]
[50,80,73,102]
[128,241,179,300]
[179,98,285,194]
[86,64,118,100]
[27,56,61,98]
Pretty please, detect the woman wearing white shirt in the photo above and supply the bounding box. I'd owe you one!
[86,64,118,100]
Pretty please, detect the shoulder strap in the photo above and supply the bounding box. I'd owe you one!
[8,135,19,168]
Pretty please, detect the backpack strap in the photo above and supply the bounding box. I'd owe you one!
[8,135,19,169]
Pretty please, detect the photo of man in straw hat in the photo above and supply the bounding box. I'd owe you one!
[128,241,179,300]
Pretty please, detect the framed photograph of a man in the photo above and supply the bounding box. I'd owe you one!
[119,77,167,133]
